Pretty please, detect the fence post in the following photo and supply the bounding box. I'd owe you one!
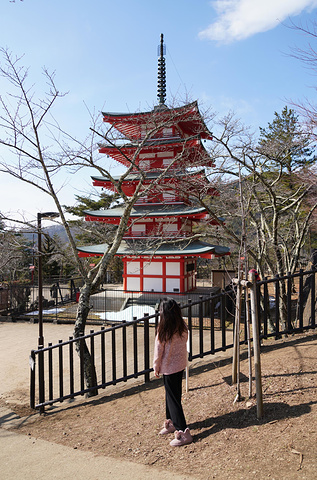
[287,272,293,331]
[29,350,36,409]
[144,315,150,383]
[275,275,280,338]
[38,346,45,414]
[232,282,242,385]
[298,270,304,331]
[187,299,193,360]
[311,267,316,327]
[199,296,204,358]
[133,317,138,378]
[249,272,263,419]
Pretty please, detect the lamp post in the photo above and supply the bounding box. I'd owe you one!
[37,211,59,347]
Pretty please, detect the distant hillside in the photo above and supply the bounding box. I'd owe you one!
[21,224,73,244]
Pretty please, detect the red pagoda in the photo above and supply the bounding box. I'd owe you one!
[78,34,229,293]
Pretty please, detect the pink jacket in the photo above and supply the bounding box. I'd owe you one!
[153,329,188,376]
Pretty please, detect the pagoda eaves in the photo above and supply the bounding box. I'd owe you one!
[84,204,209,223]
[78,239,230,259]
[102,101,212,141]
[98,136,214,169]
[91,168,218,197]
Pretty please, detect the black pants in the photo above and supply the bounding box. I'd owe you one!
[163,370,187,431]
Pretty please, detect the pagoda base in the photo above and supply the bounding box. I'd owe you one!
[122,255,197,293]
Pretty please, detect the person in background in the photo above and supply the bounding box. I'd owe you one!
[153,297,193,447]
[249,269,261,281]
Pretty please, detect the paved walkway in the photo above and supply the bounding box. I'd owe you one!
[0,423,194,480]
[0,321,201,479]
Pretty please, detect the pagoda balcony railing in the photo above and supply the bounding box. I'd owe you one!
[123,232,192,239]
[135,197,184,205]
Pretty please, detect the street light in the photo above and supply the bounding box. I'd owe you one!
[37,211,59,347]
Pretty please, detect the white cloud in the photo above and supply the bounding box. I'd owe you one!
[199,0,317,44]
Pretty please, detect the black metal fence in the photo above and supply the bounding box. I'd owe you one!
[2,279,218,324]
[29,267,317,411]
[0,279,78,317]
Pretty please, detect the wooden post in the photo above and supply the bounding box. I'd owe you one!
[232,281,241,386]
[185,331,190,393]
[249,272,263,419]
[244,287,253,398]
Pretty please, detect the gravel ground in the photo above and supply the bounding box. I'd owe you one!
[1,321,317,479]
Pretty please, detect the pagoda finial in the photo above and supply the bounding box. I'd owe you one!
[157,33,166,106]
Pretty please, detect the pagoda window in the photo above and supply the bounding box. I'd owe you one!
[127,277,141,291]
[140,126,156,139]
[131,224,146,236]
[158,151,173,158]
[166,278,180,292]
[166,262,180,275]
[144,261,162,275]
[144,277,163,292]
[186,263,195,272]
[139,153,155,159]
[127,261,141,275]
[157,152,174,158]
[162,223,178,234]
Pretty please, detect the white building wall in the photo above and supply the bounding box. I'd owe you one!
[166,262,180,275]
[166,278,180,292]
[143,262,162,275]
[127,261,141,275]
[143,277,163,292]
[126,277,140,291]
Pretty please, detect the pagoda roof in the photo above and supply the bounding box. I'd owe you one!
[77,239,230,258]
[102,101,212,141]
[99,136,213,168]
[91,168,205,185]
[84,204,208,222]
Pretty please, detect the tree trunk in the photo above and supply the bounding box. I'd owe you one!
[74,281,98,397]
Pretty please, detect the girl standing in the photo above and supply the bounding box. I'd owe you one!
[153,297,193,447]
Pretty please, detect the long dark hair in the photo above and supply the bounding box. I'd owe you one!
[157,297,187,343]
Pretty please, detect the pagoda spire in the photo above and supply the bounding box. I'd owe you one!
[157,33,167,107]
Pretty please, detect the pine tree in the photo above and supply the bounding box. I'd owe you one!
[258,106,315,174]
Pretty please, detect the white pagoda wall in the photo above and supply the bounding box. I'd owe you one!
[165,278,181,292]
[126,276,141,291]
[122,257,196,293]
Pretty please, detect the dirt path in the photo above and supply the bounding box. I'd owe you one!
[0,321,197,479]
[0,428,195,480]
[1,321,317,479]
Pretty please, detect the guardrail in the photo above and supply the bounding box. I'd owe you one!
[29,268,317,411]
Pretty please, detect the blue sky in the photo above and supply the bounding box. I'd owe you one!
[1,0,317,223]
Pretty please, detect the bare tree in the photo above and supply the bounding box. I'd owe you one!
[0,48,219,393]
[180,111,317,276]
[175,111,317,329]
[286,18,317,138]
[0,216,32,281]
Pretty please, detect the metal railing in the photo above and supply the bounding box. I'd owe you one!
[3,281,216,324]
[0,279,78,317]
[29,268,317,411]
